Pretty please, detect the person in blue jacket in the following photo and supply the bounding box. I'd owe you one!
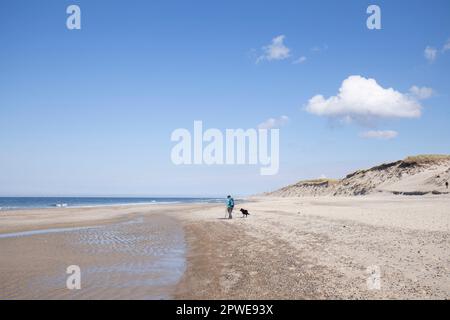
[226,195,234,219]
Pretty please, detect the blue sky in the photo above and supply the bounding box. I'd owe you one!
[1,0,449,196]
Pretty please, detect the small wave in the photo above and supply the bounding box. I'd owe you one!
[0,206,19,211]
[53,203,68,208]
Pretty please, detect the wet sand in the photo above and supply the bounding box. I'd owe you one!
[0,204,210,299]
[1,196,449,299]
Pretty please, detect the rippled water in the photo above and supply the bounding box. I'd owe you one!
[0,215,186,299]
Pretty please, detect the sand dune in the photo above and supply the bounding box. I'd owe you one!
[264,155,450,197]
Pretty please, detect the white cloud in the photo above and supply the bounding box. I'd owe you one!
[424,46,438,62]
[293,56,307,64]
[258,115,289,129]
[311,44,328,53]
[305,75,422,123]
[409,86,434,100]
[257,35,291,63]
[423,39,450,61]
[443,39,450,52]
[360,130,398,140]
[318,174,327,179]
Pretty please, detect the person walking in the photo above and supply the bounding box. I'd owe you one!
[226,195,234,219]
[446,181,448,189]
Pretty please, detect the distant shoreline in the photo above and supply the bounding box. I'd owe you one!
[0,196,226,212]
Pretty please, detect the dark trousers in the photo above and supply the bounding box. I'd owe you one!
[227,207,233,219]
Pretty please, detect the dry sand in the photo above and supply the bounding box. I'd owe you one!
[175,195,450,299]
[1,195,449,299]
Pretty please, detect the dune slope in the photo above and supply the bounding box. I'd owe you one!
[265,155,450,197]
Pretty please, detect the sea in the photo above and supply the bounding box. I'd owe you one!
[0,197,225,211]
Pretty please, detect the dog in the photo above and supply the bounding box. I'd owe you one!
[240,208,250,218]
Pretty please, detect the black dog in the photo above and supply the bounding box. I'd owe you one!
[240,208,250,218]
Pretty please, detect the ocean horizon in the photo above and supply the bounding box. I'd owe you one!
[0,197,226,211]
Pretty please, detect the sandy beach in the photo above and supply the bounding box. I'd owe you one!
[1,195,449,299]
